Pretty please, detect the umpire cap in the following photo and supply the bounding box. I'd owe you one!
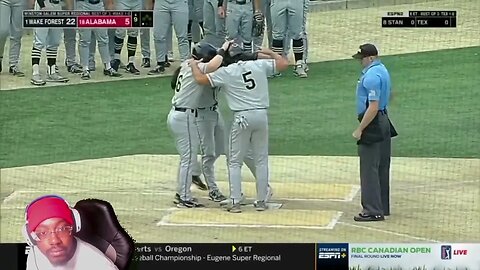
[192,43,218,63]
[352,43,378,59]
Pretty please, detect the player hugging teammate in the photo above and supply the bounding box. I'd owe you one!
[167,39,287,213]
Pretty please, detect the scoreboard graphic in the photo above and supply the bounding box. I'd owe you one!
[22,10,154,28]
[382,10,457,28]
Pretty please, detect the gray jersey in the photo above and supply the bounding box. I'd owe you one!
[206,59,276,111]
[173,61,216,108]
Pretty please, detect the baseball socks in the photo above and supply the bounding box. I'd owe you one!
[30,47,45,86]
[46,49,68,83]
[126,36,140,74]
[292,39,307,78]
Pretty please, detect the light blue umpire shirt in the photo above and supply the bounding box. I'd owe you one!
[356,59,391,115]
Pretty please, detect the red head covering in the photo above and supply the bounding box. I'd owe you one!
[26,196,73,233]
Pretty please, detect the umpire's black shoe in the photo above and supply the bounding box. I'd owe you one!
[192,175,208,190]
[9,66,25,77]
[125,63,140,75]
[148,65,165,75]
[141,58,151,68]
[104,68,122,77]
[354,213,385,222]
[110,59,121,71]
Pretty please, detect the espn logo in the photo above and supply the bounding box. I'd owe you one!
[318,252,341,259]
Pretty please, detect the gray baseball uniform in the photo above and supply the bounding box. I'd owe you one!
[153,0,189,68]
[207,59,275,203]
[302,0,308,62]
[0,0,24,70]
[271,0,306,76]
[225,0,253,52]
[168,61,217,201]
[188,0,204,46]
[252,0,269,51]
[62,1,78,68]
[202,0,226,48]
[140,0,151,60]
[77,0,112,71]
[30,0,69,85]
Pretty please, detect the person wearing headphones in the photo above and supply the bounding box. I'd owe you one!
[24,195,118,269]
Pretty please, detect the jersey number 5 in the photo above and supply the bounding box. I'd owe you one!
[242,71,256,90]
[175,75,183,92]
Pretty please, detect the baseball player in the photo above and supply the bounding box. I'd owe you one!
[146,0,189,75]
[188,0,204,50]
[270,0,307,78]
[220,0,262,53]
[302,0,309,71]
[190,47,288,213]
[167,41,231,207]
[251,0,269,51]
[78,0,122,80]
[61,0,83,74]
[110,0,141,74]
[0,0,25,76]
[29,0,70,86]
[202,0,226,48]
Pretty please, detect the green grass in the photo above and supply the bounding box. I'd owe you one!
[0,47,479,168]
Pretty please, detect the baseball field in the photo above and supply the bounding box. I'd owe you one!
[1,0,479,245]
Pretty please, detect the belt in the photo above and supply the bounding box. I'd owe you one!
[197,105,218,111]
[358,109,388,118]
[77,0,101,4]
[49,0,60,4]
[229,0,251,5]
[174,107,198,117]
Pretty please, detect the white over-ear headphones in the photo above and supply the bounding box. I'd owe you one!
[22,195,81,246]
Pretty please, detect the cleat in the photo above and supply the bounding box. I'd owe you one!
[268,73,282,78]
[141,58,151,68]
[227,203,242,213]
[220,194,246,207]
[125,63,140,75]
[67,63,83,74]
[168,51,174,62]
[174,193,198,204]
[104,68,122,77]
[304,63,309,73]
[254,200,267,211]
[192,175,207,190]
[30,74,46,86]
[81,70,91,80]
[293,60,308,78]
[110,59,121,71]
[165,61,171,68]
[148,65,165,75]
[354,213,385,222]
[46,72,69,83]
[9,66,25,77]
[208,190,227,202]
[175,197,205,208]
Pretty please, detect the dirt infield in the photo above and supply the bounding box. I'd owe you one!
[0,0,478,91]
[1,155,479,242]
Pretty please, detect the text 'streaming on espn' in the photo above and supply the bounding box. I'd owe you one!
[2,243,480,269]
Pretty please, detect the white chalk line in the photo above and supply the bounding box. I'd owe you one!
[2,190,20,204]
[325,211,344,230]
[1,189,359,206]
[337,221,441,243]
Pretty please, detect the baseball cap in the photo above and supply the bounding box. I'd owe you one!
[352,43,378,59]
[26,196,74,233]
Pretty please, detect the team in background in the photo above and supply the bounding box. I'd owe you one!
[0,0,310,84]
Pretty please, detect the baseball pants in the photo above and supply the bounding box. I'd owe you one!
[202,0,226,48]
[229,109,269,203]
[153,0,189,65]
[0,0,24,68]
[78,0,111,71]
[225,1,253,51]
[271,0,304,59]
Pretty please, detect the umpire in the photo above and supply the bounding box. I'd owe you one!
[351,43,397,222]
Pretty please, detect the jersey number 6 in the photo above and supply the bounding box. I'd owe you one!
[175,75,183,92]
[242,71,256,90]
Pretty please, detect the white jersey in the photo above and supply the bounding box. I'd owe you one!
[26,237,118,270]
[172,61,217,109]
[206,59,276,111]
